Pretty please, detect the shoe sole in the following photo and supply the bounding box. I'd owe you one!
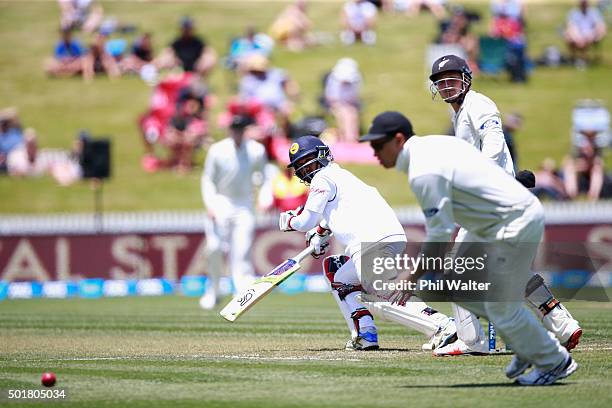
[506,363,532,379]
[565,328,582,351]
[433,349,489,357]
[558,359,578,380]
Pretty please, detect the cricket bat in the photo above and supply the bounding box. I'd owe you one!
[219,245,315,322]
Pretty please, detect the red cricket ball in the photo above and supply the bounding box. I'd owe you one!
[41,372,56,387]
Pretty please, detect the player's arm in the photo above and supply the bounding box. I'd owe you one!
[474,109,507,169]
[201,145,221,216]
[279,176,335,232]
[411,174,455,245]
[391,174,455,304]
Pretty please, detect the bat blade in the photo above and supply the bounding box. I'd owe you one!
[219,257,302,322]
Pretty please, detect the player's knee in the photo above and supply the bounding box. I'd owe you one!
[322,255,350,284]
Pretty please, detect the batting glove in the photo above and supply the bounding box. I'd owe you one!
[305,225,332,258]
[279,206,303,232]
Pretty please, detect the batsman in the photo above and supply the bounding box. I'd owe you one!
[279,135,457,351]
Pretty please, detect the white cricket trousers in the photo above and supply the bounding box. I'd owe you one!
[454,200,568,370]
[204,206,256,295]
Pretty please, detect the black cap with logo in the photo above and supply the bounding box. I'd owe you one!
[429,54,472,81]
[359,111,414,142]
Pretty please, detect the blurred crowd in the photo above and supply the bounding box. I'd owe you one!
[2,0,611,204]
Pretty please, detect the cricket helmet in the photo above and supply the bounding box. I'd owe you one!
[287,135,332,184]
[429,54,472,103]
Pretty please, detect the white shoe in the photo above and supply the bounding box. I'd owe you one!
[199,291,217,310]
[505,355,531,379]
[515,356,578,386]
[345,327,379,351]
[422,318,457,351]
[433,339,489,356]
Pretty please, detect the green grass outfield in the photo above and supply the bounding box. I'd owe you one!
[0,1,611,213]
[1,294,611,407]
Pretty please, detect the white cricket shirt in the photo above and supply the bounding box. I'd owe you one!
[201,137,267,216]
[304,163,406,256]
[452,90,515,175]
[396,136,535,242]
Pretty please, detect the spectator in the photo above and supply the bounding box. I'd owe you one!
[564,0,607,66]
[156,17,217,77]
[120,32,154,74]
[563,129,608,200]
[238,54,299,136]
[83,32,121,81]
[491,0,525,24]
[139,71,197,164]
[269,165,309,212]
[489,1,528,82]
[436,8,479,70]
[403,0,447,19]
[227,27,274,71]
[323,58,363,142]
[0,109,80,184]
[341,0,378,45]
[0,107,24,174]
[269,0,313,52]
[163,93,209,173]
[58,0,103,34]
[45,27,86,78]
[532,158,568,201]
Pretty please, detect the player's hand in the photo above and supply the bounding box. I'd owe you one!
[279,206,303,231]
[387,270,414,306]
[305,225,332,258]
[388,289,412,306]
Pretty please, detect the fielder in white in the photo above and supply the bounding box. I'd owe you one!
[278,135,457,351]
[427,55,582,356]
[363,112,578,385]
[199,115,268,309]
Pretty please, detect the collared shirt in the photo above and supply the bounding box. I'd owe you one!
[452,90,515,175]
[396,136,534,242]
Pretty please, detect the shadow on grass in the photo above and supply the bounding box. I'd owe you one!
[306,347,417,352]
[399,382,570,388]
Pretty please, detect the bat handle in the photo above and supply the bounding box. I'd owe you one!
[292,245,316,263]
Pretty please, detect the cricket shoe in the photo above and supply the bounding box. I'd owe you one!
[515,356,578,386]
[423,318,458,351]
[505,356,531,379]
[433,339,489,356]
[345,327,379,351]
[199,291,218,310]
